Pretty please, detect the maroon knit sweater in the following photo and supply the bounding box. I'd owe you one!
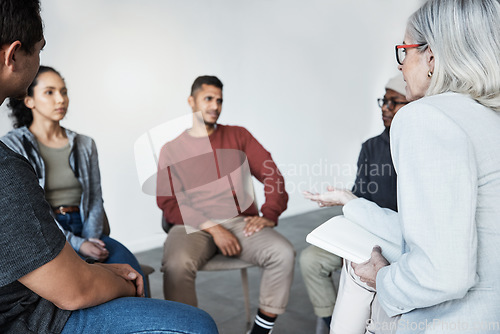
[156,124,288,227]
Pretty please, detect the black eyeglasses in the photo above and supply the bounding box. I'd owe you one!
[395,43,426,65]
[377,98,408,110]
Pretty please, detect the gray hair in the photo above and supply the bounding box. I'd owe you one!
[406,0,500,112]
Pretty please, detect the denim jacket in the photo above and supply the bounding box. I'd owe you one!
[1,126,104,251]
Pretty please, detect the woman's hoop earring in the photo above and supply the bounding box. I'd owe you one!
[428,71,433,78]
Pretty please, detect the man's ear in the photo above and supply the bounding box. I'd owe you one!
[188,95,195,110]
[426,46,435,73]
[3,41,22,68]
[24,95,35,109]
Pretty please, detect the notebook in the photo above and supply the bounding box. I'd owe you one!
[306,215,401,264]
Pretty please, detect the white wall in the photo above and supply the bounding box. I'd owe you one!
[0,0,422,252]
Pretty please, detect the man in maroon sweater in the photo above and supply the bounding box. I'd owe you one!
[157,76,295,334]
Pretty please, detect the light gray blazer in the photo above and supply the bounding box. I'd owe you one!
[343,92,500,333]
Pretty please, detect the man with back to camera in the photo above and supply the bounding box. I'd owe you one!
[0,1,218,333]
[157,75,295,334]
[300,74,407,332]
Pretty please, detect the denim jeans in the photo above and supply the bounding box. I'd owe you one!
[61,297,219,333]
[56,212,148,295]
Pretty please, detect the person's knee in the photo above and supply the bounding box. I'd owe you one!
[100,236,121,252]
[192,307,219,332]
[161,247,198,277]
[299,246,319,274]
[162,300,218,331]
[273,238,295,270]
[300,246,342,275]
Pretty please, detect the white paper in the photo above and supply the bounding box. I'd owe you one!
[306,215,401,264]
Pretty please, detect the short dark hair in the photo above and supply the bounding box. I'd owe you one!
[0,0,43,54]
[8,66,63,128]
[190,76,223,97]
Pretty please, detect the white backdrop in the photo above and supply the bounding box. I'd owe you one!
[0,0,423,252]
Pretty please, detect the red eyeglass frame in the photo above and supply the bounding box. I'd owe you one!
[395,44,426,65]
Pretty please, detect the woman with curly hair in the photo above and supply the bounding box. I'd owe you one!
[1,66,144,280]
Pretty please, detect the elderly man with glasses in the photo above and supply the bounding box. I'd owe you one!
[300,74,407,334]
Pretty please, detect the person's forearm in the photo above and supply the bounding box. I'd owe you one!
[53,254,138,311]
[19,243,137,311]
[201,220,223,235]
[73,263,136,309]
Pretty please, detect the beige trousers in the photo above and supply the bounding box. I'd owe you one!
[299,245,342,317]
[161,216,295,315]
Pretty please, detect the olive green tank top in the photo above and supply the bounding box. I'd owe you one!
[37,141,82,208]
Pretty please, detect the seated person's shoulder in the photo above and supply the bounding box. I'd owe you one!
[1,128,39,159]
[220,124,251,134]
[70,130,97,149]
[219,125,256,143]
[0,142,66,286]
[360,133,389,154]
[0,141,32,170]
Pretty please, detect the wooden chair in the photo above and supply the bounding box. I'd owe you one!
[102,211,155,298]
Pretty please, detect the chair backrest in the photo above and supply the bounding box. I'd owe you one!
[102,210,111,236]
[162,215,174,233]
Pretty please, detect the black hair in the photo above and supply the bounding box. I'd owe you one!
[8,66,63,128]
[190,75,223,96]
[0,0,43,54]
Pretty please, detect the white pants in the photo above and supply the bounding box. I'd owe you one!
[330,259,376,334]
[330,260,400,334]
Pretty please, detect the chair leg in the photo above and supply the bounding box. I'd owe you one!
[144,274,152,298]
[241,268,251,330]
[140,264,154,298]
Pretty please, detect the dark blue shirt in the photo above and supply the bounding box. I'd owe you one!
[352,128,397,211]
